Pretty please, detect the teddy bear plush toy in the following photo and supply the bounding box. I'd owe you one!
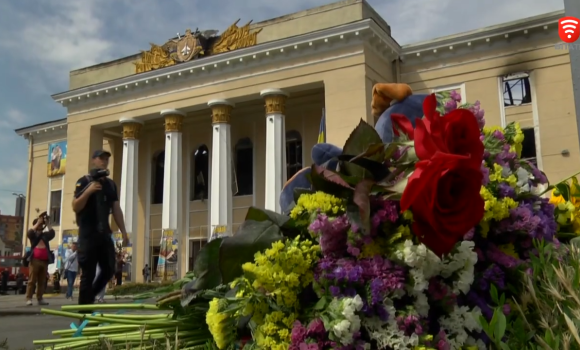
[279,83,431,214]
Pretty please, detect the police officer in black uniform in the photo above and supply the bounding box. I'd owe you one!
[72,150,129,305]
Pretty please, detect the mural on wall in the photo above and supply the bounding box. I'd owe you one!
[156,229,178,280]
[113,231,133,282]
[47,141,67,177]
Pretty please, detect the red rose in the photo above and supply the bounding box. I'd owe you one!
[415,94,484,165]
[392,113,415,140]
[400,152,484,256]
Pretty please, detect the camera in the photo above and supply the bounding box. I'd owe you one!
[89,168,110,181]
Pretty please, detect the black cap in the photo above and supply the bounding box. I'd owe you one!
[92,150,111,159]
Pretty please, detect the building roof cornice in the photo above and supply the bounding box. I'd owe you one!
[51,19,399,107]
[401,10,564,57]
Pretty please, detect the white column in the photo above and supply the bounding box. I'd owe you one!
[119,118,143,282]
[260,89,288,213]
[208,99,234,237]
[161,109,185,249]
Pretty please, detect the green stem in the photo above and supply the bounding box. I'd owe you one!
[60,303,159,311]
[42,308,179,326]
[96,313,172,319]
[540,170,580,196]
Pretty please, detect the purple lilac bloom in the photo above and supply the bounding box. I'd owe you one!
[450,90,462,102]
[493,199,557,241]
[485,244,521,269]
[309,214,350,257]
[492,130,505,141]
[495,144,517,166]
[444,99,458,113]
[497,183,516,198]
[479,264,506,290]
[481,165,490,186]
[468,101,486,129]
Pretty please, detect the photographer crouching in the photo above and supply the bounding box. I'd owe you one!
[24,212,55,306]
[72,150,129,305]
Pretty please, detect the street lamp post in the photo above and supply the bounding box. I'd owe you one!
[563,0,580,149]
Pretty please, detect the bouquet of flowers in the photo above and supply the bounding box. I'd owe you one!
[177,91,556,350]
[34,90,563,350]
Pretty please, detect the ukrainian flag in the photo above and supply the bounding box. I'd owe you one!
[317,108,326,143]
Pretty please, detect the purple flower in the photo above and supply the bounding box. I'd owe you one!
[481,264,506,290]
[468,101,485,129]
[307,318,326,337]
[481,165,490,186]
[497,183,515,199]
[444,99,458,113]
[309,214,350,257]
[291,321,307,344]
[450,90,462,102]
[485,244,521,269]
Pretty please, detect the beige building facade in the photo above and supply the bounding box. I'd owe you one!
[15,0,577,281]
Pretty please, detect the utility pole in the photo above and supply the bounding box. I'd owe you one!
[564,0,580,148]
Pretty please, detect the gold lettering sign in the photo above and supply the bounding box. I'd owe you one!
[134,20,261,73]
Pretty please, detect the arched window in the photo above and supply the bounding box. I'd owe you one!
[153,151,165,204]
[286,130,302,180]
[191,145,209,201]
[234,138,253,196]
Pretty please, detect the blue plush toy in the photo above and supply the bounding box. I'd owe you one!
[279,83,430,214]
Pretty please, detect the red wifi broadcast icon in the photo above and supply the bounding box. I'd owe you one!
[559,17,580,43]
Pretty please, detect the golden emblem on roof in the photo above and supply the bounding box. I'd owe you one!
[134,19,262,74]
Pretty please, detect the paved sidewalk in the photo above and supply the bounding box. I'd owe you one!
[0,293,148,316]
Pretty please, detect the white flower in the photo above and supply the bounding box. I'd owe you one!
[363,301,419,350]
[439,305,483,348]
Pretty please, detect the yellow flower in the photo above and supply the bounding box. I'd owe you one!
[206,298,233,349]
[254,311,296,349]
[550,190,566,206]
[480,187,518,222]
[290,192,345,219]
[498,243,519,259]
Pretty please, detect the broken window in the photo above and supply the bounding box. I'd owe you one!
[502,73,532,106]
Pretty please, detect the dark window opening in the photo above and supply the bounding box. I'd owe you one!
[49,190,62,225]
[286,130,303,180]
[191,145,209,201]
[503,74,532,106]
[188,239,207,271]
[234,138,253,196]
[153,151,165,204]
[521,128,537,166]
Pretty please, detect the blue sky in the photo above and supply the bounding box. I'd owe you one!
[0,0,564,215]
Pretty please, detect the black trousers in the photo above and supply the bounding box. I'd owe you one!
[77,231,115,305]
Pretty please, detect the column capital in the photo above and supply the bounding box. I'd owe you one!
[208,99,234,124]
[161,109,186,133]
[260,89,289,115]
[119,118,144,140]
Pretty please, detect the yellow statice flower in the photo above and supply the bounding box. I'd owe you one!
[512,122,524,157]
[206,298,234,349]
[488,164,517,187]
[479,187,518,237]
[254,311,297,350]
[482,126,503,136]
[359,236,387,258]
[498,243,519,259]
[290,191,345,219]
[242,237,320,310]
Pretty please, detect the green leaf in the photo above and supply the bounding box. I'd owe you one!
[346,202,369,235]
[314,297,328,310]
[490,284,499,304]
[184,238,223,294]
[341,119,383,179]
[219,220,284,284]
[350,143,386,160]
[555,183,571,201]
[337,155,390,181]
[245,206,291,228]
[479,315,490,334]
[309,164,353,197]
[494,311,507,341]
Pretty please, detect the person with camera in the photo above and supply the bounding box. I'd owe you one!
[72,150,129,306]
[24,213,55,305]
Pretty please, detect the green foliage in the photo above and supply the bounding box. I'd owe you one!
[109,280,173,296]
